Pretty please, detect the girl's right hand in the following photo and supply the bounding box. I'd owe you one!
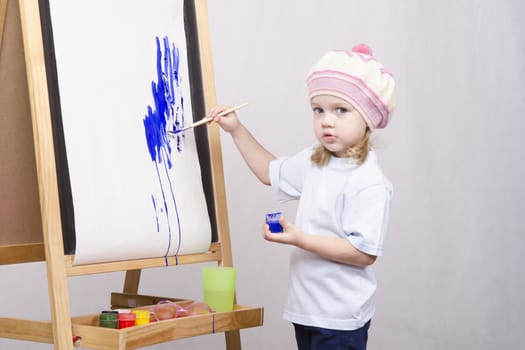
[208,105,241,134]
[262,216,304,247]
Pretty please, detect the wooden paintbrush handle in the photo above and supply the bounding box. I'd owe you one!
[217,102,249,117]
[190,116,213,128]
[172,102,249,134]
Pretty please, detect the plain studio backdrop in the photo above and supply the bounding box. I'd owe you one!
[1,0,524,349]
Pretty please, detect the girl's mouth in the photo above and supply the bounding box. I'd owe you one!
[322,134,336,143]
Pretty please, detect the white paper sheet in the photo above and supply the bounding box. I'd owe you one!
[48,0,212,265]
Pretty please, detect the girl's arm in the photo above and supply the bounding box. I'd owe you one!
[263,217,377,267]
[209,106,275,185]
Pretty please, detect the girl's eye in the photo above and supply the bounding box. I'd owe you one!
[312,107,323,115]
[336,107,348,114]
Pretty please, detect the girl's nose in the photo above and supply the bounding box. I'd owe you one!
[321,113,335,127]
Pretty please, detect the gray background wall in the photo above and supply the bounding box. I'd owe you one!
[1,0,524,349]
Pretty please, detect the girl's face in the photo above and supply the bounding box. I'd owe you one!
[310,95,368,157]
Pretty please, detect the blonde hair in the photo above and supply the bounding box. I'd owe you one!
[311,128,372,166]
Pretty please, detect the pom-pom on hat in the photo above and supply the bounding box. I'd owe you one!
[306,44,396,129]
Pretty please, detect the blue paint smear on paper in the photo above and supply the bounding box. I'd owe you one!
[143,36,186,263]
[151,195,160,232]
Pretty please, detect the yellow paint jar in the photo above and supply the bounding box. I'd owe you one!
[132,310,151,325]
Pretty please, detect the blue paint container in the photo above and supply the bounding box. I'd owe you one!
[265,212,283,233]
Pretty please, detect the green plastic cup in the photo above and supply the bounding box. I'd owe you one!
[202,266,236,312]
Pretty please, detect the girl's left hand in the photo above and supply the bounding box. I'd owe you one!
[262,216,303,247]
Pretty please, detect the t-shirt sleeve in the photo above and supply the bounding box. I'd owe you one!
[342,183,393,256]
[269,147,313,203]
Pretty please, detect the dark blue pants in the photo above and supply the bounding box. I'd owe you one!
[293,320,371,350]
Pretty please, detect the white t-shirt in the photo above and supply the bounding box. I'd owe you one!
[269,146,392,330]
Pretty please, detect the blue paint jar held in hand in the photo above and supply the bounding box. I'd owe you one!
[265,212,283,233]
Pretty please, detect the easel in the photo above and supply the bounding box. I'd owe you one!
[0,0,263,349]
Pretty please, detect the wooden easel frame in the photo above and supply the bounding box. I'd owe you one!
[0,0,262,349]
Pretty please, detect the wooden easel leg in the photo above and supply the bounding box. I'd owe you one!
[225,330,241,350]
[123,269,142,293]
[0,0,7,50]
[18,1,74,348]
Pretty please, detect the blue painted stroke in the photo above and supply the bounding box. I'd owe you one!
[143,36,186,263]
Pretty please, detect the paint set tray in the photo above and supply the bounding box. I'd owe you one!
[62,292,263,349]
[70,303,263,349]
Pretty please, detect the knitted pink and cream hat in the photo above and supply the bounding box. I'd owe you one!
[306,44,396,129]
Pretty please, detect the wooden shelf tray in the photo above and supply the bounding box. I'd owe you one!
[71,305,264,349]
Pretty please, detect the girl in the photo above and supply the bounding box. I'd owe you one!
[209,43,396,350]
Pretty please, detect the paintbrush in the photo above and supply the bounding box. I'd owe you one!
[169,102,248,135]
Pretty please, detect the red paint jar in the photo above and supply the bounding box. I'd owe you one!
[118,312,136,329]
